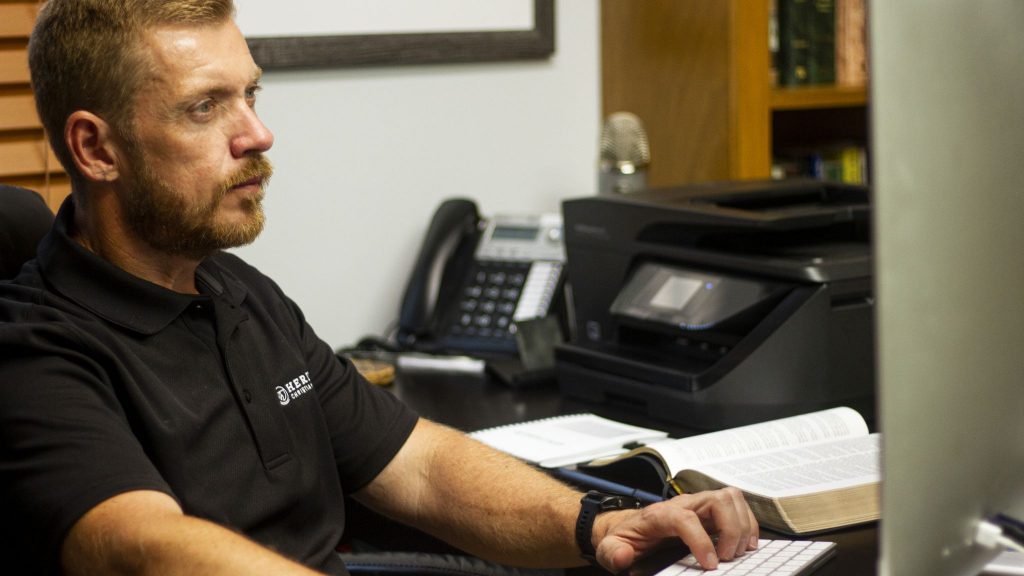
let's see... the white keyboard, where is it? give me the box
[654,539,836,576]
[985,550,1024,575]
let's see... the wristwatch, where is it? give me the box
[575,490,642,566]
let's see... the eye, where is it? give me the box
[245,84,262,105]
[189,99,216,117]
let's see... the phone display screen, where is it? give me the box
[476,215,564,263]
[491,225,539,241]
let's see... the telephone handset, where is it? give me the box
[397,198,565,356]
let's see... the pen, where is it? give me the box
[552,467,665,505]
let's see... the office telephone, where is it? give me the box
[396,198,565,356]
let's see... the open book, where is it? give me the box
[584,407,879,535]
[469,413,668,468]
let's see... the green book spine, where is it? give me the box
[777,0,812,86]
[808,0,836,84]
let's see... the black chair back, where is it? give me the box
[0,185,54,280]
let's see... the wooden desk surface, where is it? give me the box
[381,369,879,576]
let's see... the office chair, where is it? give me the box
[0,184,54,280]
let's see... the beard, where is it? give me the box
[120,153,274,260]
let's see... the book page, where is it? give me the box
[650,407,869,475]
[469,414,667,468]
[687,434,880,498]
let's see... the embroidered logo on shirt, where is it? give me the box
[276,370,313,406]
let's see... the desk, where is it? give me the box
[375,370,879,576]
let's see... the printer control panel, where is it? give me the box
[610,263,788,332]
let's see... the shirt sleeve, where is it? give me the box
[0,317,174,576]
[315,343,419,491]
[298,306,419,492]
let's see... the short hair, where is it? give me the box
[28,0,236,190]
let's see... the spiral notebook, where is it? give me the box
[469,414,668,468]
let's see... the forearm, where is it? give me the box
[356,419,759,573]
[355,419,586,568]
[61,490,323,576]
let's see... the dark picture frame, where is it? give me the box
[246,0,554,70]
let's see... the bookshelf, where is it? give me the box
[601,0,869,188]
[771,85,867,110]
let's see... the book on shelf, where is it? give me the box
[773,144,868,185]
[469,413,668,469]
[776,0,811,86]
[806,0,836,84]
[580,407,879,535]
[777,0,836,86]
[836,0,868,86]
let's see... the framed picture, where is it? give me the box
[244,0,555,69]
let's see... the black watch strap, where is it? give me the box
[575,490,642,566]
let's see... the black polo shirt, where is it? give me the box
[0,200,418,575]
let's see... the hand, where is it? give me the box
[593,487,758,572]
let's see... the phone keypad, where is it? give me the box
[444,259,565,350]
[446,261,534,345]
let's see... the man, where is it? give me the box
[0,1,758,574]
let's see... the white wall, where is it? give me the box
[233,1,600,349]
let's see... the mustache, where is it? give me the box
[222,155,274,192]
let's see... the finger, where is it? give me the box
[746,504,760,550]
[705,490,744,561]
[662,497,720,569]
[598,537,637,573]
[724,487,754,557]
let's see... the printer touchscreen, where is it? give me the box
[650,276,703,310]
[610,263,789,332]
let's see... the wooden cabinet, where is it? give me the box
[0,0,68,212]
[601,0,868,188]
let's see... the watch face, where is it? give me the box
[585,490,641,511]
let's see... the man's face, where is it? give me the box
[118,20,275,260]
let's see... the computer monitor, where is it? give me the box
[872,2,1024,574]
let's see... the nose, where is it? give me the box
[231,106,275,158]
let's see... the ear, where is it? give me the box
[64,111,124,183]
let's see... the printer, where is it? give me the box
[556,179,874,430]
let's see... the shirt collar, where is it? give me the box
[38,197,248,334]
